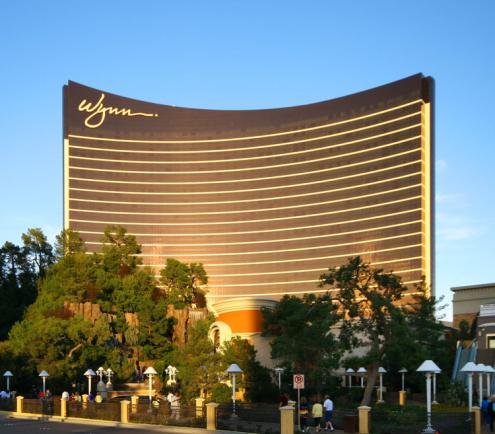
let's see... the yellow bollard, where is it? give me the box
[16,396,24,414]
[399,390,406,406]
[206,402,219,430]
[280,405,295,434]
[472,406,481,434]
[358,405,371,434]
[120,400,130,424]
[60,398,67,418]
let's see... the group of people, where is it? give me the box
[280,393,335,432]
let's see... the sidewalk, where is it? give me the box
[1,411,345,434]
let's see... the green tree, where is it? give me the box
[55,229,86,258]
[222,337,279,402]
[261,293,341,395]
[166,318,223,401]
[21,227,54,277]
[101,225,142,277]
[319,256,430,405]
[160,258,208,307]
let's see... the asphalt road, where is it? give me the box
[0,417,201,434]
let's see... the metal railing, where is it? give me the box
[66,401,120,421]
[129,403,205,428]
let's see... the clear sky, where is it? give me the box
[1,1,494,320]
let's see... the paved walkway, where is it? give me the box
[1,412,345,434]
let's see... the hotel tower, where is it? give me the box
[63,74,434,360]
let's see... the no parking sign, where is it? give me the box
[293,374,305,389]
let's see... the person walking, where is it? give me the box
[312,399,323,432]
[323,395,335,432]
[300,397,310,432]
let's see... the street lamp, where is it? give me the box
[357,367,367,388]
[39,370,49,394]
[378,367,387,403]
[432,365,441,405]
[460,361,480,412]
[417,360,441,434]
[3,371,13,392]
[144,366,158,404]
[165,365,178,386]
[84,369,96,396]
[477,364,487,407]
[399,368,408,392]
[106,368,114,391]
[346,368,355,388]
[226,363,243,417]
[274,367,284,390]
[96,366,107,399]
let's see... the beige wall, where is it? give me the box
[452,283,495,328]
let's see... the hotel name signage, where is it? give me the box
[78,93,158,128]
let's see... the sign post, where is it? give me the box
[293,374,305,431]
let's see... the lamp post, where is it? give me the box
[460,361,480,412]
[144,366,158,404]
[477,364,486,407]
[378,367,387,403]
[3,371,13,392]
[417,360,441,434]
[346,368,355,388]
[165,365,178,386]
[357,367,367,388]
[432,365,441,405]
[84,369,96,396]
[486,366,495,396]
[227,363,243,417]
[274,367,284,390]
[39,370,49,394]
[96,366,107,399]
[106,368,114,391]
[399,368,408,392]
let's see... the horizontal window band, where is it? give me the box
[79,218,420,240]
[69,111,419,155]
[69,183,420,216]
[69,195,421,226]
[74,209,422,237]
[205,268,423,285]
[133,243,423,267]
[69,121,420,163]
[84,232,422,257]
[69,138,421,175]
[204,282,424,298]
[81,220,421,247]
[68,159,418,192]
[68,161,421,202]
[152,264,422,278]
[197,256,424,270]
[68,99,423,145]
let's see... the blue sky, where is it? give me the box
[1,1,494,320]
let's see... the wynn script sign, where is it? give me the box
[78,93,158,128]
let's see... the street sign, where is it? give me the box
[293,374,305,389]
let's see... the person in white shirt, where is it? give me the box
[323,395,335,432]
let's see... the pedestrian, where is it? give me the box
[489,395,495,432]
[61,391,70,401]
[323,395,335,432]
[300,397,310,432]
[483,396,490,426]
[312,399,323,432]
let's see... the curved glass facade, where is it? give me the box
[64,74,434,303]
